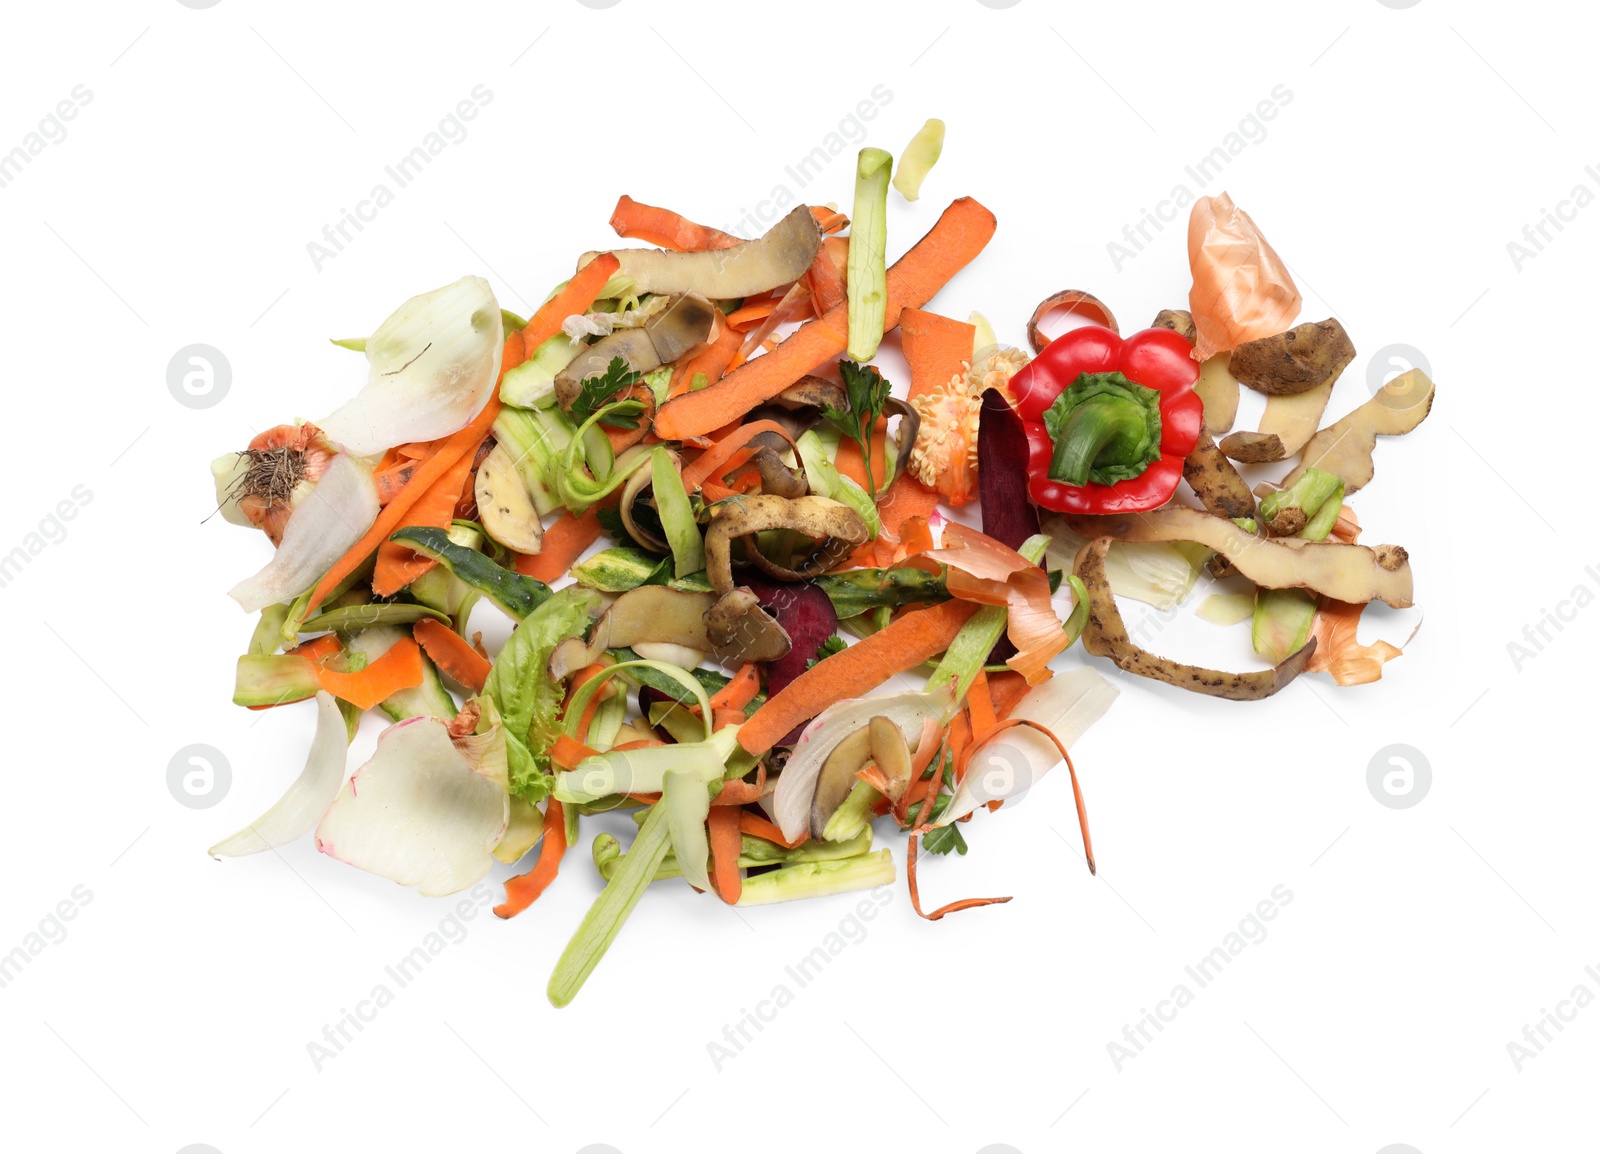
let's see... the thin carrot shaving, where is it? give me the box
[515,506,602,583]
[725,296,781,330]
[669,319,742,399]
[906,834,1012,921]
[987,670,1031,720]
[908,716,942,777]
[373,435,482,596]
[602,384,655,455]
[707,806,743,904]
[807,234,848,317]
[608,194,743,252]
[563,663,611,742]
[678,420,796,492]
[855,764,893,794]
[313,636,424,711]
[711,762,768,806]
[967,669,997,735]
[709,663,760,711]
[494,800,567,919]
[413,618,492,693]
[737,811,807,850]
[712,708,747,732]
[871,473,942,567]
[810,206,849,234]
[952,718,1094,874]
[610,739,665,752]
[288,633,342,664]
[729,280,811,373]
[550,734,598,772]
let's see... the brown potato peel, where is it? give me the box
[1278,368,1436,494]
[1182,425,1257,519]
[1063,506,1413,607]
[1075,537,1316,700]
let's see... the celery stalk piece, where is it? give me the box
[1259,467,1342,535]
[892,119,945,202]
[846,148,894,362]
[499,332,581,409]
[651,447,705,578]
[592,827,875,883]
[735,850,895,906]
[248,604,291,656]
[1252,587,1318,664]
[925,534,1050,704]
[820,779,878,842]
[1297,480,1346,541]
[662,767,713,893]
[548,800,674,1007]
[796,430,881,538]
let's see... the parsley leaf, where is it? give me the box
[570,356,644,429]
[806,634,849,668]
[821,360,894,500]
[922,822,968,856]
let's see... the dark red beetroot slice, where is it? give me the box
[741,574,839,746]
[978,387,1042,664]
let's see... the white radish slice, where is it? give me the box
[208,692,347,857]
[319,276,503,457]
[315,717,509,897]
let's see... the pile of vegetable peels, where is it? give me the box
[207,122,1429,1006]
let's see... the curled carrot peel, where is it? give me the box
[413,618,492,693]
[708,806,743,904]
[669,320,742,400]
[906,833,1012,922]
[739,599,979,754]
[709,663,760,712]
[550,734,599,771]
[495,799,567,919]
[738,810,807,849]
[654,197,998,441]
[313,636,424,711]
[515,506,603,584]
[526,253,621,347]
[608,195,742,252]
[678,420,796,493]
[951,718,1095,875]
[373,436,482,596]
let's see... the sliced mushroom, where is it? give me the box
[474,441,544,554]
[1075,536,1316,700]
[745,376,851,442]
[809,726,874,839]
[704,494,869,594]
[554,293,716,409]
[868,716,914,802]
[750,446,808,498]
[578,206,821,300]
[704,587,792,664]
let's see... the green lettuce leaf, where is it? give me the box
[482,587,600,803]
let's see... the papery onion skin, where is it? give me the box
[209,692,347,858]
[228,452,379,613]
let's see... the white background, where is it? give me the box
[1,2,1592,1152]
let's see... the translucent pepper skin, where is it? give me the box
[1009,325,1203,514]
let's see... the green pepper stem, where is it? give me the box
[1048,395,1154,487]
